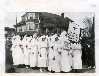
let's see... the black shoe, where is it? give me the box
[60,71,67,73]
[75,69,79,73]
[32,67,35,70]
[51,70,55,73]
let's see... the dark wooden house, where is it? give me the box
[13,12,73,36]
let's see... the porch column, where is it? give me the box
[46,27,48,33]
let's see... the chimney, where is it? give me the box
[61,13,64,18]
[16,15,17,25]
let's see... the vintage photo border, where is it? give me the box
[0,0,99,76]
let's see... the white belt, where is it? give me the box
[41,47,46,48]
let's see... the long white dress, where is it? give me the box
[11,37,17,65]
[48,41,54,71]
[21,37,27,65]
[30,38,38,67]
[60,41,71,72]
[69,44,73,68]
[23,38,30,65]
[19,40,24,65]
[52,41,61,72]
[38,41,48,67]
[12,39,23,65]
[73,44,82,69]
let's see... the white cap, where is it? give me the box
[42,35,46,39]
[61,31,67,36]
[16,35,21,39]
[33,33,37,38]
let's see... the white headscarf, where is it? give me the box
[59,31,70,42]
[60,31,67,37]
[16,35,21,40]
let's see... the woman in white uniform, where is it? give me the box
[38,36,48,72]
[19,36,25,66]
[21,35,27,65]
[60,31,71,72]
[23,36,31,68]
[52,37,61,73]
[45,35,50,70]
[73,42,82,72]
[11,35,23,66]
[68,43,73,70]
[30,33,38,69]
[10,35,17,66]
[48,37,54,72]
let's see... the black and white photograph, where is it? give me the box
[5,12,95,73]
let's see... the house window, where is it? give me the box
[25,15,28,21]
[27,14,29,19]
[30,14,33,19]
[35,13,38,20]
[22,26,26,32]
[22,16,25,21]
[29,23,34,30]
[35,24,38,30]
[17,27,19,32]
[26,23,29,31]
[19,27,22,32]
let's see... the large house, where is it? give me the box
[13,12,73,36]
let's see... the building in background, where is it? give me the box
[13,12,73,36]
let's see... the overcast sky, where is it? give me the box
[5,12,94,28]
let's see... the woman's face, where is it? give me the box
[55,37,58,41]
[34,36,37,39]
[33,35,37,39]
[42,38,45,41]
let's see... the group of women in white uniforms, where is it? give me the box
[10,31,82,73]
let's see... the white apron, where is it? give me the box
[13,45,23,65]
[61,50,71,72]
[48,42,54,71]
[69,49,73,68]
[11,38,16,65]
[52,41,61,72]
[38,42,47,67]
[73,44,82,69]
[11,39,23,65]
[11,44,15,63]
[23,37,31,65]
[24,45,30,65]
[60,41,71,72]
[30,39,38,67]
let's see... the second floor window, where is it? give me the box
[22,16,25,21]
[35,13,38,20]
[27,14,29,19]
[30,14,33,19]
